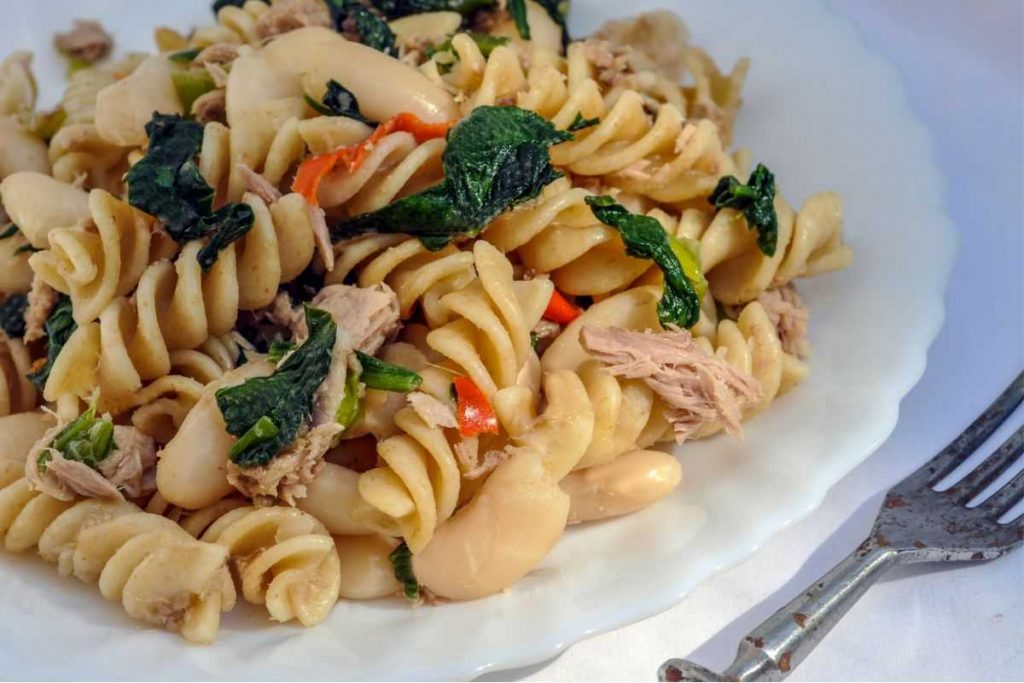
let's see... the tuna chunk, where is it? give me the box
[407,392,457,429]
[227,422,343,505]
[236,163,281,205]
[24,276,59,344]
[25,422,156,501]
[254,0,333,40]
[581,325,762,442]
[302,283,401,353]
[54,20,112,64]
[756,284,810,359]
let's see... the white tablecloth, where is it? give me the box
[492,2,1024,680]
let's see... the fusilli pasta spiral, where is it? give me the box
[0,336,38,417]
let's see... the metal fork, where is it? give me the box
[660,371,1024,682]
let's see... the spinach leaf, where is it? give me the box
[26,296,76,391]
[266,340,297,364]
[324,0,398,56]
[228,415,279,460]
[126,114,214,240]
[336,106,571,249]
[568,112,598,132]
[585,195,702,329]
[0,224,19,239]
[0,294,27,338]
[13,243,40,256]
[388,542,420,601]
[304,79,377,126]
[39,402,116,473]
[212,0,245,14]
[168,48,201,64]
[216,306,337,468]
[195,203,256,270]
[507,0,570,48]
[370,0,496,18]
[709,163,778,256]
[127,113,255,271]
[356,350,422,392]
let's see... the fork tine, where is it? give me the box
[947,427,1024,504]
[905,372,1024,489]
[978,468,1024,518]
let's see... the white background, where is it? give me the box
[489,1,1024,680]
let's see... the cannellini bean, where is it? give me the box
[0,117,49,179]
[0,172,90,248]
[156,361,273,509]
[388,12,462,45]
[298,462,371,536]
[561,450,682,524]
[413,449,569,601]
[335,534,401,600]
[95,56,183,147]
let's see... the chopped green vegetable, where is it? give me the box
[126,113,255,270]
[29,108,67,142]
[336,106,571,250]
[356,351,423,392]
[709,163,779,256]
[334,366,363,430]
[216,307,336,468]
[228,415,279,459]
[13,243,40,256]
[212,0,246,14]
[171,68,216,113]
[585,195,701,329]
[39,403,116,473]
[195,203,256,271]
[0,225,19,240]
[168,47,201,64]
[26,295,76,391]
[0,294,27,338]
[388,542,420,601]
[567,112,598,132]
[266,340,297,364]
[669,236,708,302]
[370,0,496,17]
[304,79,376,126]
[507,0,570,48]
[325,0,398,56]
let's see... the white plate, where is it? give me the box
[0,0,954,679]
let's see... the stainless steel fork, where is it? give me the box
[660,372,1024,682]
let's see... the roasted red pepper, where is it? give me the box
[542,288,582,325]
[292,112,455,206]
[453,376,499,438]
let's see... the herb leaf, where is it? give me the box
[228,415,279,459]
[507,0,570,48]
[39,403,116,473]
[324,0,398,56]
[709,163,779,256]
[304,79,376,126]
[168,48,201,64]
[26,295,76,391]
[585,195,702,329]
[13,243,40,256]
[370,0,497,18]
[388,542,420,601]
[356,351,423,392]
[0,294,27,338]
[267,340,297,364]
[568,112,598,132]
[0,225,19,240]
[127,113,255,271]
[216,306,337,468]
[212,0,246,14]
[336,106,571,249]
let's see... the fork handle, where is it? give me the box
[660,544,901,681]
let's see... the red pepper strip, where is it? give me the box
[453,376,499,438]
[542,289,582,325]
[292,112,455,206]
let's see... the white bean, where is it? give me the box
[335,534,401,600]
[561,450,682,524]
[0,117,49,179]
[298,462,372,536]
[95,56,183,147]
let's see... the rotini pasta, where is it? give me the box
[0,335,38,417]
